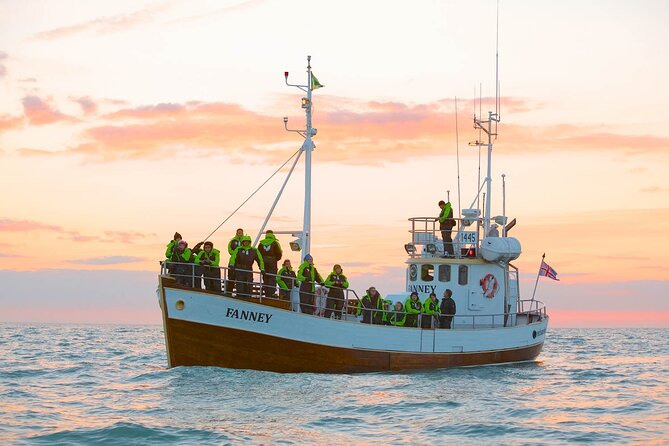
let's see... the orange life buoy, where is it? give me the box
[480,274,499,298]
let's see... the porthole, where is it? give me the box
[175,300,185,310]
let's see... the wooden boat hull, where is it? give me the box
[159,276,547,373]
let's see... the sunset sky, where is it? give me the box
[1,0,668,327]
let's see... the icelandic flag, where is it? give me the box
[539,260,559,281]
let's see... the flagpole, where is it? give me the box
[531,253,545,301]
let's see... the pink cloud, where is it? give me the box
[29,2,171,41]
[0,51,7,78]
[22,95,76,125]
[72,96,98,115]
[13,95,669,164]
[0,218,152,244]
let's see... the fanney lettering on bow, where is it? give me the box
[225,308,273,323]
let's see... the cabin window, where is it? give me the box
[438,265,451,282]
[458,265,468,285]
[421,264,434,281]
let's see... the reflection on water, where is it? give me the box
[0,325,667,445]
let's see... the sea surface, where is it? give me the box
[0,325,667,445]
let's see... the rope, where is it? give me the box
[201,148,301,242]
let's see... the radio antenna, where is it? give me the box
[455,97,461,218]
[494,0,500,138]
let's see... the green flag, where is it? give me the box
[311,73,324,90]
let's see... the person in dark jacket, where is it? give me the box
[297,254,323,315]
[277,259,298,299]
[324,264,349,319]
[357,287,384,324]
[438,200,456,257]
[170,240,193,287]
[389,301,407,326]
[194,241,221,291]
[440,288,457,329]
[165,232,182,274]
[404,292,422,327]
[230,235,264,297]
[225,228,244,293]
[258,230,282,297]
[422,292,440,328]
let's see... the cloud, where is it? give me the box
[0,114,24,132]
[72,96,98,115]
[0,218,152,244]
[68,256,144,265]
[640,186,669,193]
[22,95,76,125]
[165,0,266,26]
[30,2,172,41]
[0,51,7,77]
[14,95,669,164]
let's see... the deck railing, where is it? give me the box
[160,262,546,330]
[407,216,484,259]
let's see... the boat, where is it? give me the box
[157,56,549,373]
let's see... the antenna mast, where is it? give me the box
[284,56,317,256]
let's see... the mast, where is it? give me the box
[284,56,317,256]
[303,56,314,256]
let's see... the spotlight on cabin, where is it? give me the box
[426,244,437,254]
[290,239,302,251]
[404,243,416,254]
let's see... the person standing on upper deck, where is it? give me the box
[438,200,456,257]
[324,264,349,319]
[225,228,245,293]
[422,292,440,328]
[440,288,457,329]
[277,259,298,299]
[404,292,422,327]
[297,254,323,315]
[230,235,264,298]
[194,241,221,291]
[258,230,283,298]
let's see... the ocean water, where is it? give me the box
[0,325,667,445]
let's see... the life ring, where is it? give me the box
[480,274,499,298]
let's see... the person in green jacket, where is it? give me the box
[194,241,221,291]
[277,259,298,299]
[230,235,264,298]
[357,287,384,324]
[297,254,323,315]
[258,230,282,298]
[324,264,349,319]
[225,228,244,293]
[389,301,407,326]
[381,299,393,325]
[404,292,422,327]
[165,232,182,274]
[422,292,440,328]
[438,200,456,257]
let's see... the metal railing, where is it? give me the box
[159,262,547,330]
[407,216,483,259]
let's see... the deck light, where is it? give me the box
[301,97,310,108]
[290,239,302,251]
[426,244,437,254]
[404,243,416,254]
[461,247,477,258]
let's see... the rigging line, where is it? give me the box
[477,83,482,210]
[455,96,461,218]
[494,0,500,139]
[201,148,301,242]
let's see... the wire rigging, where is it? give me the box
[201,148,301,242]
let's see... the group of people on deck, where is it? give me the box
[357,288,456,329]
[164,229,352,318]
[163,210,457,328]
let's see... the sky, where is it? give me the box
[1,0,668,327]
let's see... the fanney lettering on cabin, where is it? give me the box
[225,308,273,324]
[408,284,437,294]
